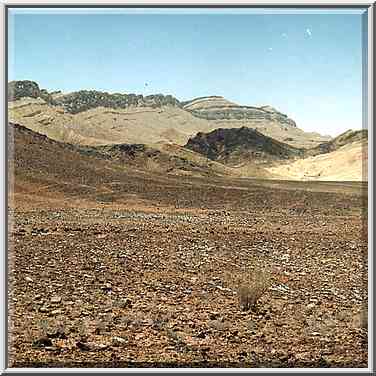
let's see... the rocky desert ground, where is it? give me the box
[7,81,368,368]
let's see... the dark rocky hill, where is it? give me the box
[185,127,304,166]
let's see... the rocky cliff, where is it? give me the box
[8,80,41,101]
[8,80,181,114]
[182,96,297,127]
[52,91,181,114]
[8,81,294,126]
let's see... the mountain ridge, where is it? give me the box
[8,80,331,149]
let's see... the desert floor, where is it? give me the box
[8,177,368,368]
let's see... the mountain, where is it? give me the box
[9,81,366,181]
[184,126,367,181]
[8,80,330,148]
[305,129,368,156]
[182,96,296,127]
[185,127,304,166]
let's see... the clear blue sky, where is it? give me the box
[8,8,366,136]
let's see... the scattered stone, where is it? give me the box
[247,320,257,333]
[44,346,60,352]
[32,336,52,348]
[50,296,62,304]
[209,311,221,320]
[112,336,127,347]
[101,283,112,293]
[49,309,62,316]
[306,303,316,311]
[76,341,91,351]
[117,298,132,308]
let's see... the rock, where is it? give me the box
[95,343,109,351]
[50,296,62,304]
[50,89,181,114]
[281,254,290,261]
[32,336,52,348]
[49,309,62,316]
[183,96,296,127]
[306,303,316,311]
[352,311,368,329]
[247,320,257,332]
[208,319,229,331]
[323,319,336,329]
[112,336,127,347]
[142,319,154,326]
[117,298,132,308]
[76,341,91,351]
[8,80,41,101]
[101,283,112,293]
[196,330,207,339]
[25,277,33,283]
[44,346,60,352]
[46,328,67,339]
[76,341,109,352]
[209,311,221,320]
[135,333,145,341]
[39,307,48,313]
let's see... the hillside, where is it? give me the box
[184,126,367,181]
[85,142,237,177]
[305,129,368,157]
[185,127,304,165]
[9,122,245,208]
[8,81,330,148]
[267,139,368,181]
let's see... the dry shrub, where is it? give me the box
[352,308,368,330]
[146,158,161,172]
[208,319,230,332]
[236,268,271,311]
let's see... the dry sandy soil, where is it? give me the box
[7,123,368,368]
[267,140,368,182]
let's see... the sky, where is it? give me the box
[8,8,367,137]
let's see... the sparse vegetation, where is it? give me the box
[235,269,272,311]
